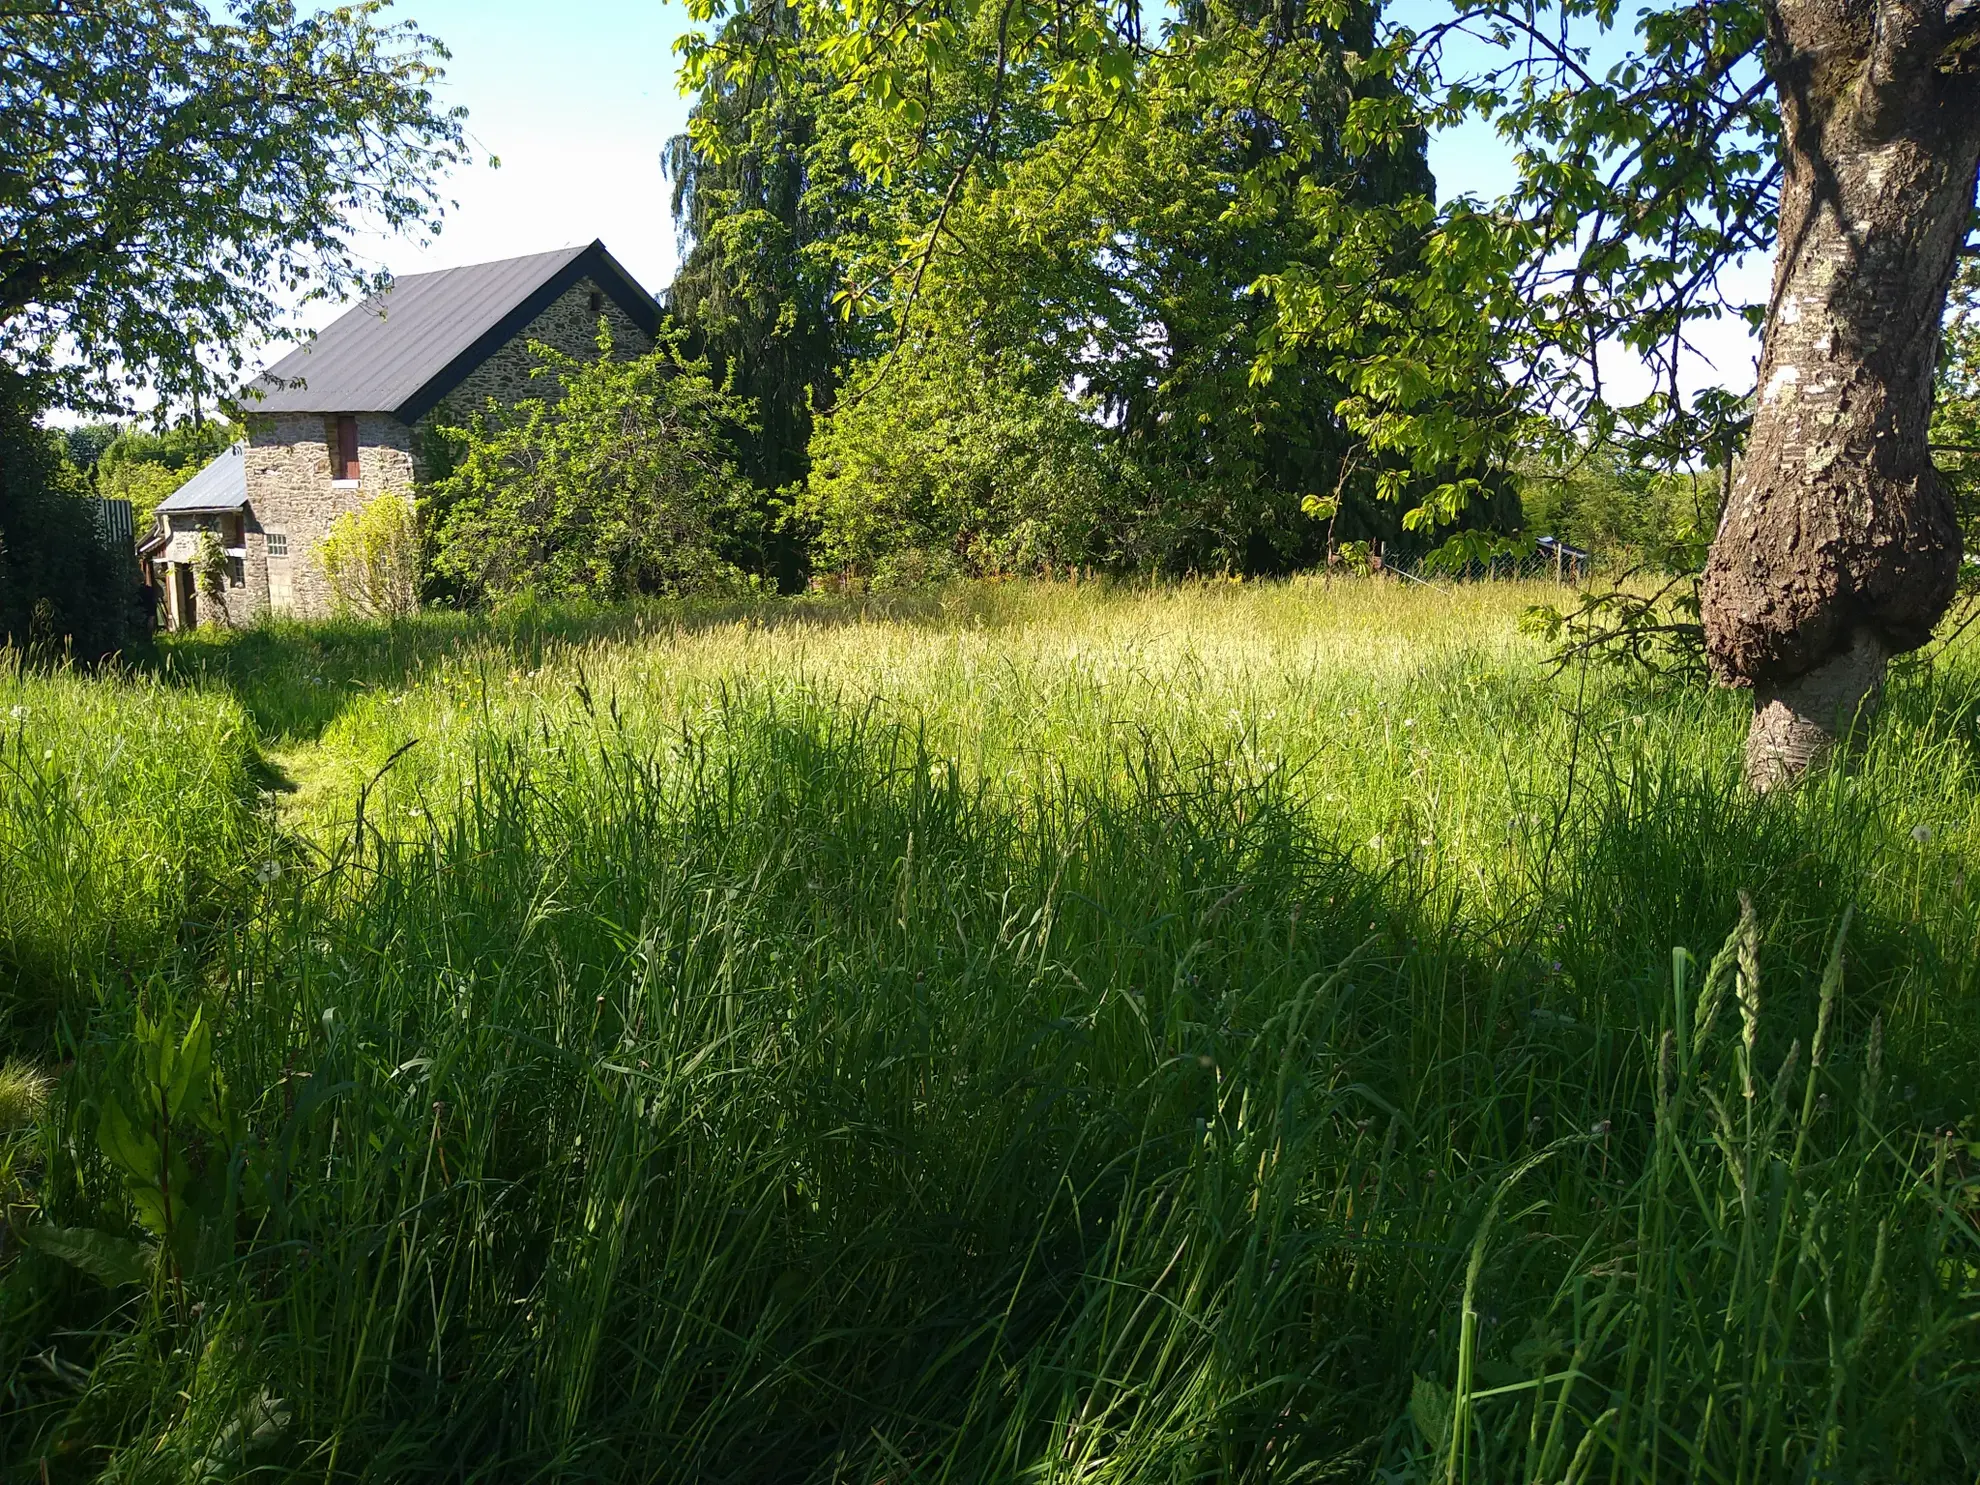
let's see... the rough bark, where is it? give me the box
[1702,0,1980,790]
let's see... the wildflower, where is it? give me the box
[255,859,283,884]
[7,705,25,720]
[1912,823,1934,844]
[1591,1119,1612,1137]
[1402,718,1416,729]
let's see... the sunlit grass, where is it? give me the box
[4,578,1979,1481]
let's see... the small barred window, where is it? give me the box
[267,531,289,559]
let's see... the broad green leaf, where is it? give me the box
[22,1223,155,1287]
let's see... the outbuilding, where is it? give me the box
[145,240,662,628]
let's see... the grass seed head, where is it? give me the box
[0,1061,54,1132]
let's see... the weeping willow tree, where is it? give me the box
[662,2,863,589]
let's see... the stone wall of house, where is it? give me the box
[152,510,268,629]
[428,275,654,422]
[244,412,418,619]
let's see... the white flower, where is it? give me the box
[1912,823,1934,845]
[1402,718,1416,729]
[255,859,284,884]
[7,705,25,720]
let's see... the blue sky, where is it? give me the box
[324,0,1764,401]
[333,0,699,303]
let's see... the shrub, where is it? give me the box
[804,343,1129,583]
[319,491,420,620]
[426,329,752,604]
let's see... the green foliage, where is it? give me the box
[1520,574,1707,681]
[58,424,121,472]
[18,1222,152,1289]
[91,1000,246,1278]
[427,332,753,604]
[674,0,1797,547]
[804,343,1129,579]
[1519,450,1725,573]
[677,0,1530,574]
[1936,258,1980,590]
[193,530,228,601]
[0,0,466,412]
[319,492,420,621]
[95,419,242,534]
[664,3,860,587]
[0,377,139,660]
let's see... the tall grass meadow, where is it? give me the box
[3,579,1977,1481]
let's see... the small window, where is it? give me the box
[227,557,245,588]
[330,414,360,481]
[267,531,289,559]
[588,289,604,314]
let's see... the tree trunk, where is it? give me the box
[1702,0,1980,790]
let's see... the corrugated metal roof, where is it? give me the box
[246,246,588,415]
[156,444,247,514]
[241,241,663,419]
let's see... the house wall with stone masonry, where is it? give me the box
[151,510,268,629]
[243,412,417,619]
[240,275,655,621]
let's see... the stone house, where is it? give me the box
[139,240,661,627]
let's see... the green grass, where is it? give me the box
[3,578,1978,1482]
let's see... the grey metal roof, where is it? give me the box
[241,241,663,420]
[155,444,247,514]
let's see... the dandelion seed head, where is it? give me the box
[1912,823,1934,845]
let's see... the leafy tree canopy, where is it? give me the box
[678,0,1970,533]
[0,388,140,659]
[675,0,1523,573]
[662,0,863,520]
[805,340,1132,580]
[1,0,468,413]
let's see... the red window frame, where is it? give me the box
[332,414,360,481]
